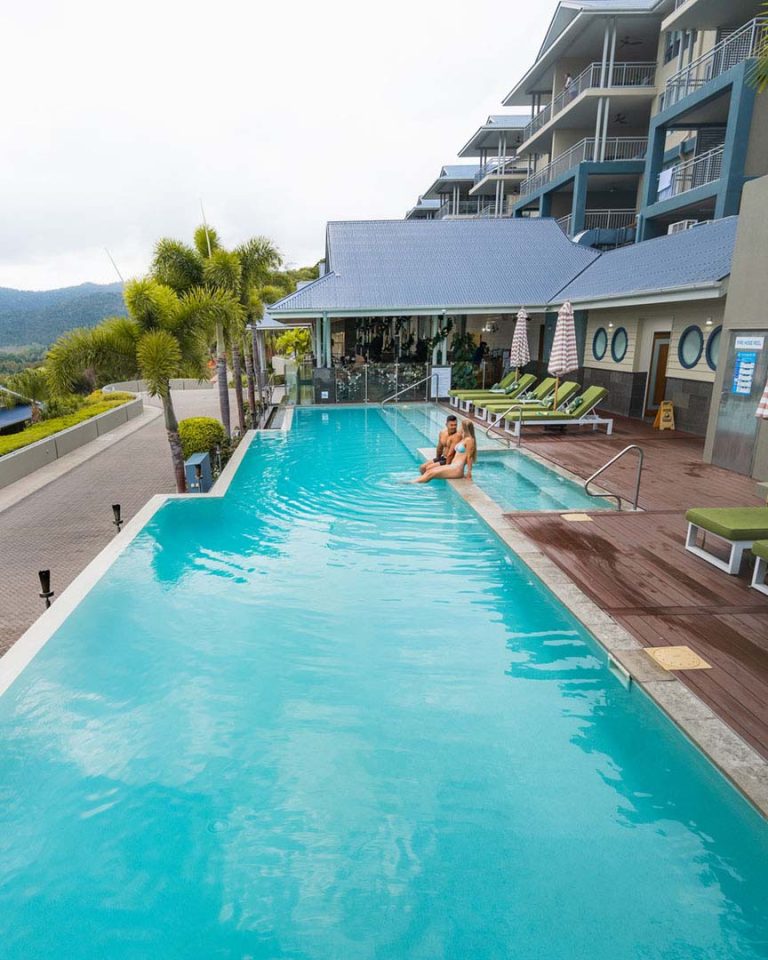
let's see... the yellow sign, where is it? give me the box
[653,401,675,431]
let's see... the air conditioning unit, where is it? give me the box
[668,219,698,235]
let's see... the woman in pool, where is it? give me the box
[414,420,476,483]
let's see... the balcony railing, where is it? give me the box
[656,145,724,201]
[473,158,527,183]
[557,209,638,236]
[436,199,502,219]
[519,137,648,198]
[523,61,657,142]
[664,17,768,109]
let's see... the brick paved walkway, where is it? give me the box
[0,390,223,654]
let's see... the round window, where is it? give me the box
[592,327,608,361]
[705,324,722,371]
[611,327,628,363]
[678,325,704,369]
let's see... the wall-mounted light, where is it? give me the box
[608,323,614,329]
[705,317,713,326]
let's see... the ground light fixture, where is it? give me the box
[38,570,54,609]
[112,503,123,533]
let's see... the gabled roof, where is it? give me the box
[458,114,530,157]
[405,197,441,219]
[269,219,600,316]
[422,164,481,199]
[558,218,737,305]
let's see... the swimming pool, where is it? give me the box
[382,402,610,512]
[1,406,767,959]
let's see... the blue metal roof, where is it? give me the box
[558,218,737,303]
[0,404,31,430]
[269,219,600,314]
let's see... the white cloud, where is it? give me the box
[0,0,547,289]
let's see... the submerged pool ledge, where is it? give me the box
[431,455,768,820]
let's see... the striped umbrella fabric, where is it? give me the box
[757,376,768,419]
[549,301,579,378]
[509,309,531,371]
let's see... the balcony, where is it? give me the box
[473,158,525,183]
[663,17,768,110]
[656,145,724,202]
[556,209,638,235]
[522,61,657,143]
[519,137,648,199]
[435,200,501,219]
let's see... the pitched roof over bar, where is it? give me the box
[269,219,600,316]
[269,216,738,318]
[559,217,737,306]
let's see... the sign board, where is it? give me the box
[653,401,675,431]
[430,366,452,398]
[734,336,765,350]
[732,351,757,395]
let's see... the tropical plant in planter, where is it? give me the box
[448,331,478,390]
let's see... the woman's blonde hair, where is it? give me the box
[461,419,477,462]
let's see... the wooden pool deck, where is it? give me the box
[459,410,768,759]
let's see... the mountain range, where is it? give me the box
[0,282,127,348]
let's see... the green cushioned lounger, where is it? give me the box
[449,373,536,401]
[685,506,768,575]
[448,369,519,398]
[481,380,578,414]
[501,385,605,422]
[474,377,557,414]
[751,539,768,596]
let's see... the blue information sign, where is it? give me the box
[732,351,757,396]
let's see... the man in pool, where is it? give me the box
[419,415,462,474]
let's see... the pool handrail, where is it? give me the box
[381,372,440,408]
[584,444,644,511]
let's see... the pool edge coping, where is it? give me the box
[435,462,768,820]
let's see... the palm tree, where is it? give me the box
[47,279,212,493]
[201,249,242,436]
[754,9,768,92]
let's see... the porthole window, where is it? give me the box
[611,327,628,363]
[678,325,704,369]
[592,327,608,361]
[705,324,722,371]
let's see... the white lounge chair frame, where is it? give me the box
[502,409,614,438]
[685,523,754,575]
[750,554,768,595]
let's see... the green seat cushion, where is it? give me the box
[685,507,768,541]
[752,539,768,561]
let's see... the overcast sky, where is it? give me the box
[0,0,550,291]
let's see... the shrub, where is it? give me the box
[0,393,136,457]
[178,417,226,460]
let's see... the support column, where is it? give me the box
[323,312,332,368]
[717,68,756,218]
[571,167,589,234]
[315,318,323,368]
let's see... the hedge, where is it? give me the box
[0,392,136,457]
[178,417,226,460]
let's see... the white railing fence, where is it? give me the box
[520,137,648,198]
[664,17,768,109]
[523,61,657,141]
[557,209,637,235]
[657,145,724,201]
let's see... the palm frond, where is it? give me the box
[202,249,242,295]
[193,224,220,259]
[124,278,180,333]
[151,239,204,294]
[136,330,182,398]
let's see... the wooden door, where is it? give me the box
[645,332,670,416]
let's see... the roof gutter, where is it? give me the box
[562,280,727,310]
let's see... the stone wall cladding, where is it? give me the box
[665,377,713,435]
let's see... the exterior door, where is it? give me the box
[712,331,768,475]
[645,332,670,416]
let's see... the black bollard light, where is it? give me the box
[38,570,54,609]
[112,503,123,533]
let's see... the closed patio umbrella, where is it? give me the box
[509,309,530,380]
[756,375,768,419]
[549,300,579,410]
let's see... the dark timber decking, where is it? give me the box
[464,411,768,758]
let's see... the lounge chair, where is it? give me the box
[449,374,536,411]
[751,540,768,596]
[685,507,768,575]
[501,386,613,438]
[479,380,579,424]
[474,377,557,421]
[449,369,518,403]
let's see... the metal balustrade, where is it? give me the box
[664,17,768,109]
[435,200,503,219]
[519,138,648,198]
[473,158,527,183]
[657,145,724,201]
[557,209,637,235]
[522,61,657,142]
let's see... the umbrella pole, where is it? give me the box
[553,377,559,411]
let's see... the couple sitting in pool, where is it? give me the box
[415,414,477,483]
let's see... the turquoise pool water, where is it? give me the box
[1,407,767,959]
[382,403,610,512]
